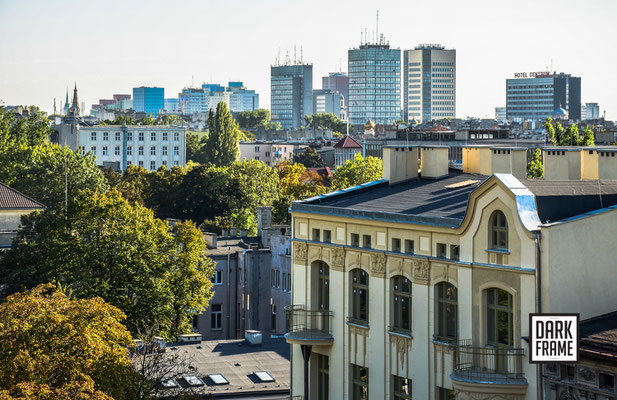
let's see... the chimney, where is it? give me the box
[257,206,273,236]
[240,229,248,237]
[543,147,582,180]
[221,229,229,237]
[204,232,218,249]
[598,149,617,179]
[420,146,449,179]
[490,147,528,179]
[383,146,419,185]
[462,146,493,175]
[230,227,238,237]
[581,148,599,180]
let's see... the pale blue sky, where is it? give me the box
[1,0,616,119]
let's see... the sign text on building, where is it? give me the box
[529,314,579,363]
[514,71,551,78]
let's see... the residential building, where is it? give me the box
[348,39,400,125]
[582,102,600,120]
[506,72,581,122]
[403,44,456,123]
[334,135,362,167]
[228,81,259,112]
[286,144,617,399]
[322,72,349,103]
[59,124,186,172]
[543,311,617,399]
[271,63,313,130]
[0,183,45,249]
[313,89,345,120]
[133,86,164,116]
[194,207,292,340]
[238,141,307,166]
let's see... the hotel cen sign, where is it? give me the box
[529,314,579,363]
[514,71,552,78]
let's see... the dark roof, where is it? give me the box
[579,311,617,361]
[295,171,488,227]
[520,179,617,224]
[333,136,362,149]
[0,183,45,210]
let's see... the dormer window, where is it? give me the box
[490,210,508,250]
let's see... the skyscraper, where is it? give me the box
[270,63,313,130]
[322,72,349,104]
[133,86,164,116]
[403,44,456,123]
[348,39,400,125]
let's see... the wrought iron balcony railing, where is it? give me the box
[284,305,333,343]
[453,339,527,384]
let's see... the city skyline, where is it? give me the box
[1,0,616,120]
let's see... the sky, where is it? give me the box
[1,0,616,120]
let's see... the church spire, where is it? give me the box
[63,88,70,115]
[70,82,80,117]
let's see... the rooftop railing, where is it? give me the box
[284,305,333,342]
[453,339,526,384]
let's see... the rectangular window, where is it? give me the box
[139,132,144,141]
[174,132,179,141]
[138,161,143,167]
[103,132,109,141]
[138,146,144,156]
[91,146,96,155]
[162,160,167,166]
[210,270,222,285]
[450,245,460,261]
[437,387,455,400]
[102,146,108,156]
[114,146,120,156]
[127,146,132,156]
[255,146,260,152]
[127,161,132,166]
[282,273,287,291]
[405,240,414,254]
[90,132,96,141]
[323,230,331,243]
[192,315,199,330]
[437,243,447,258]
[312,228,321,242]
[151,132,156,141]
[115,132,121,141]
[211,304,222,330]
[271,304,276,331]
[351,364,368,400]
[150,146,156,156]
[271,270,276,287]
[392,238,401,252]
[362,235,371,249]
[560,365,575,381]
[163,132,168,141]
[162,146,168,156]
[318,355,329,400]
[127,132,133,141]
[599,372,615,391]
[351,233,360,247]
[276,270,280,288]
[150,161,156,170]
[174,146,179,155]
[393,375,412,400]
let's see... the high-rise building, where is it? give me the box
[133,87,164,116]
[506,72,581,122]
[582,102,600,120]
[322,72,349,104]
[313,89,344,120]
[495,107,507,123]
[228,81,259,112]
[178,82,258,115]
[271,63,313,130]
[403,44,456,123]
[348,40,400,125]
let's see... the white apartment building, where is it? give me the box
[70,125,186,172]
[404,44,456,123]
[238,142,307,166]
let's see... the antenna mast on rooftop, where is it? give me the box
[376,10,379,44]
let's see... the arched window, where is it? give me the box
[391,275,412,334]
[490,210,508,250]
[436,282,457,341]
[486,288,514,347]
[350,269,368,325]
[318,262,329,311]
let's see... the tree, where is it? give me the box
[139,113,157,126]
[203,102,240,166]
[273,161,328,224]
[158,114,183,126]
[0,190,214,337]
[304,113,347,133]
[545,117,594,146]
[0,106,50,147]
[0,284,137,400]
[236,109,271,129]
[293,147,325,168]
[527,149,544,178]
[332,153,383,189]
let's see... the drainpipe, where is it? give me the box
[534,230,543,400]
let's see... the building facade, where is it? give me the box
[228,81,259,112]
[322,72,349,104]
[403,44,456,123]
[286,144,617,399]
[582,102,600,120]
[238,141,307,166]
[333,135,362,167]
[133,86,164,116]
[66,125,186,171]
[313,89,345,120]
[271,64,313,130]
[506,73,581,122]
[348,43,400,125]
[0,183,45,249]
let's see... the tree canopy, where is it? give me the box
[203,102,240,166]
[332,153,383,190]
[545,117,595,146]
[527,148,544,178]
[304,113,347,133]
[293,147,325,168]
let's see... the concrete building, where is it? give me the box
[313,89,344,120]
[194,207,292,341]
[228,81,259,112]
[178,82,258,115]
[271,63,313,130]
[164,98,179,113]
[582,102,600,120]
[58,125,186,172]
[404,44,456,123]
[495,107,507,123]
[506,72,581,122]
[322,72,349,104]
[286,144,617,399]
[348,39,400,125]
[133,86,164,116]
[0,183,45,249]
[238,141,307,166]
[334,135,362,167]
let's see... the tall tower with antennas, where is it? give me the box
[271,48,313,130]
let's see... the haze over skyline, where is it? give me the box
[1,0,616,120]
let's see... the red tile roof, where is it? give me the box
[333,136,362,149]
[0,183,46,210]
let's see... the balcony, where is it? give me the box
[451,340,528,399]
[284,305,333,346]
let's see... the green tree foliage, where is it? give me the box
[158,114,184,126]
[332,153,383,190]
[545,117,595,146]
[0,190,214,337]
[273,161,328,224]
[238,129,256,141]
[236,109,271,129]
[100,115,136,126]
[527,149,544,178]
[0,106,50,147]
[304,113,347,133]
[0,283,137,400]
[293,147,325,168]
[203,102,240,166]
[139,113,157,126]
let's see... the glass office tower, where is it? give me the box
[271,64,313,130]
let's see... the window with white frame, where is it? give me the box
[114,146,120,156]
[151,132,156,141]
[163,132,168,141]
[174,132,179,141]
[211,304,222,330]
[91,146,96,155]
[127,146,132,156]
[150,161,156,170]
[103,132,109,141]
[138,146,144,155]
[162,146,168,156]
[210,270,222,285]
[102,146,108,156]
[174,146,179,155]
[90,132,97,141]
[150,146,156,156]
[139,132,144,141]
[127,132,133,141]
[115,132,121,141]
